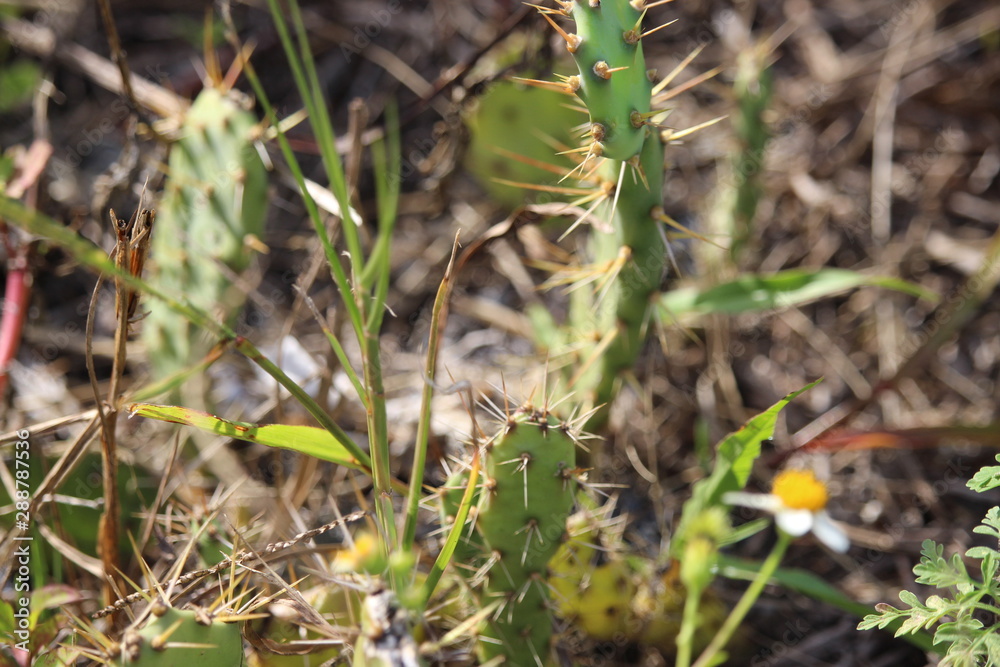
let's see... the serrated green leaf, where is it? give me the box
[972,514,1000,540]
[858,613,890,631]
[967,455,1000,493]
[128,403,366,471]
[898,611,934,636]
[672,380,820,557]
[982,631,1000,665]
[935,618,983,644]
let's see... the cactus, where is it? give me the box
[728,48,771,260]
[116,604,243,666]
[548,508,728,657]
[531,1,672,430]
[440,402,579,665]
[142,84,267,386]
[707,43,772,263]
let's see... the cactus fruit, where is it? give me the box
[440,402,579,665]
[142,84,267,385]
[116,603,243,666]
[548,507,727,657]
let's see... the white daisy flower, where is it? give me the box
[723,469,849,553]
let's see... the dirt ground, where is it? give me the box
[2,0,1000,665]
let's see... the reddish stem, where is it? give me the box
[0,248,31,397]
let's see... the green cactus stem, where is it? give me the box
[538,0,669,430]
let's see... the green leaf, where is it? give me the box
[966,545,999,563]
[672,380,821,557]
[973,507,1000,540]
[968,455,1000,492]
[128,403,366,471]
[659,268,935,320]
[898,589,927,610]
[0,60,41,112]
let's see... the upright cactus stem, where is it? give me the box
[542,0,669,430]
[557,0,654,162]
[590,133,665,412]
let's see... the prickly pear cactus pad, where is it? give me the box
[143,85,267,383]
[117,604,243,666]
[473,405,578,665]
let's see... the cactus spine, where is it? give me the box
[441,403,578,665]
[541,1,668,429]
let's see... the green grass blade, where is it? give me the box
[249,0,365,344]
[717,555,937,652]
[363,106,400,334]
[402,238,459,551]
[660,268,936,320]
[128,403,366,471]
[233,337,372,470]
[0,196,225,338]
[286,0,364,270]
[421,451,481,605]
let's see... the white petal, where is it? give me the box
[723,492,783,512]
[812,512,850,553]
[775,509,814,537]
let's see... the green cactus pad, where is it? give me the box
[474,406,577,665]
[143,86,267,381]
[533,0,671,431]
[117,605,243,666]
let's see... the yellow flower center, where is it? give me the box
[772,469,828,511]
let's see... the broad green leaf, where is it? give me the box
[129,403,365,471]
[659,268,935,320]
